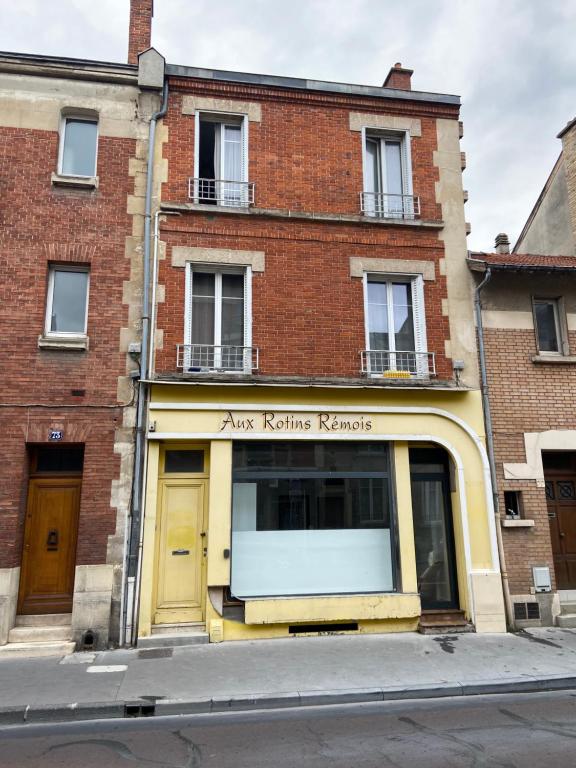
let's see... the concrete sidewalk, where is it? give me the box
[2,629,576,725]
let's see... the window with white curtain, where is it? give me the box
[184,265,251,371]
[196,114,247,205]
[363,131,412,217]
[364,274,428,376]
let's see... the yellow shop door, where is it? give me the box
[154,479,207,624]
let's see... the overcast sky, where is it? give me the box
[2,0,576,252]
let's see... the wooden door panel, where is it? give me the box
[18,479,81,614]
[155,480,206,624]
[547,475,576,590]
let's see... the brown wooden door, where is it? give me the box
[547,476,576,589]
[18,478,81,614]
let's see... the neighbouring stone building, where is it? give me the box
[128,4,507,645]
[0,21,164,650]
[468,115,576,629]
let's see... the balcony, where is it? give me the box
[361,350,435,378]
[188,178,255,208]
[177,344,259,374]
[360,192,420,220]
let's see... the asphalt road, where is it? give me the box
[2,690,576,767]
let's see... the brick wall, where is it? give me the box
[483,324,576,593]
[155,80,458,381]
[0,124,136,569]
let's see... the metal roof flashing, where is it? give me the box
[165,63,461,106]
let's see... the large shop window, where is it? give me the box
[231,441,396,598]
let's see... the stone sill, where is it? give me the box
[148,372,468,391]
[161,201,444,229]
[532,354,576,364]
[501,518,535,528]
[51,172,99,190]
[38,335,89,351]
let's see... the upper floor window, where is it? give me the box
[191,113,253,207]
[58,116,98,178]
[363,274,432,377]
[533,297,567,355]
[45,266,89,337]
[362,131,417,219]
[181,265,255,373]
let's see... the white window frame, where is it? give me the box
[361,128,413,217]
[533,297,568,356]
[363,272,428,376]
[57,113,99,178]
[45,265,90,338]
[184,263,252,372]
[193,111,249,205]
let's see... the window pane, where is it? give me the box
[392,284,414,350]
[61,120,97,176]
[365,138,380,195]
[231,441,394,597]
[36,447,84,473]
[164,450,204,473]
[385,140,403,196]
[221,299,244,346]
[535,302,559,352]
[367,281,387,304]
[233,442,390,474]
[192,272,215,297]
[223,125,242,181]
[50,269,88,333]
[222,273,243,298]
[191,296,215,345]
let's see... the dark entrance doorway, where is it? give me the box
[544,451,576,590]
[409,447,459,610]
[17,447,84,614]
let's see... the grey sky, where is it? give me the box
[2,0,576,252]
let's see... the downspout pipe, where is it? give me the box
[474,265,514,630]
[123,80,169,646]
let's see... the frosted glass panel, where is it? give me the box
[231,529,392,597]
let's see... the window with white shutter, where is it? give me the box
[361,130,415,219]
[363,273,430,378]
[183,265,253,372]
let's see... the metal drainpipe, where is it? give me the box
[474,265,514,630]
[122,81,169,647]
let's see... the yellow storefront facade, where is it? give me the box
[137,384,506,643]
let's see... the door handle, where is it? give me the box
[46,529,59,551]
[172,549,190,556]
[560,532,566,538]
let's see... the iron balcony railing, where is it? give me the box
[360,192,420,220]
[361,350,435,378]
[177,344,259,374]
[188,177,255,208]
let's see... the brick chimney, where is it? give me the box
[128,0,154,65]
[383,63,413,90]
[495,233,510,254]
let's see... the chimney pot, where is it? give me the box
[495,233,510,254]
[128,0,154,65]
[383,63,413,91]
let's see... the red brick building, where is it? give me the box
[469,116,576,628]
[0,44,163,651]
[135,3,507,644]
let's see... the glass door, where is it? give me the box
[409,448,459,610]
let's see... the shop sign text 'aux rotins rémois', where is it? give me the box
[219,411,373,433]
